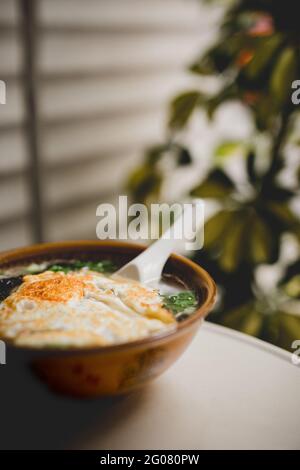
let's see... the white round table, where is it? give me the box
[1,322,299,450]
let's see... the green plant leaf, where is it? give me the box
[284,275,300,299]
[266,202,299,229]
[191,31,253,76]
[214,140,245,160]
[248,215,273,264]
[190,44,231,75]
[190,54,216,75]
[145,144,170,165]
[244,34,284,80]
[254,95,276,131]
[204,210,235,250]
[223,302,263,337]
[222,303,300,351]
[281,260,300,285]
[205,84,238,119]
[127,165,162,203]
[219,212,247,272]
[169,91,202,129]
[277,313,300,350]
[145,143,193,167]
[270,47,298,106]
[191,169,235,199]
[262,312,300,351]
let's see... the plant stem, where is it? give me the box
[268,108,291,176]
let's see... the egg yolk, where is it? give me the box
[17,274,85,303]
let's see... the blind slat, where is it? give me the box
[0,174,30,219]
[0,33,23,76]
[43,108,166,163]
[39,0,206,30]
[0,79,24,125]
[46,196,118,241]
[45,150,140,207]
[0,0,19,25]
[39,72,191,121]
[40,32,203,75]
[0,129,28,172]
[0,219,31,251]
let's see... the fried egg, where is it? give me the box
[0,270,176,348]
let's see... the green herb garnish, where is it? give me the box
[48,260,116,274]
[48,264,73,274]
[162,291,197,320]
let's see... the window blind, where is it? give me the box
[0,0,218,249]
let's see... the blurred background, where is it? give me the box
[0,0,218,248]
[1,0,300,349]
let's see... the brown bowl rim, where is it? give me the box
[0,240,217,355]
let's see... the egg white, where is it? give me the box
[0,270,176,348]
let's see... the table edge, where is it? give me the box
[202,321,295,365]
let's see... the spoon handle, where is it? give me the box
[114,200,203,284]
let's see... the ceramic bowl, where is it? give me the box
[0,241,216,397]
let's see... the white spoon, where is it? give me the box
[113,199,203,285]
